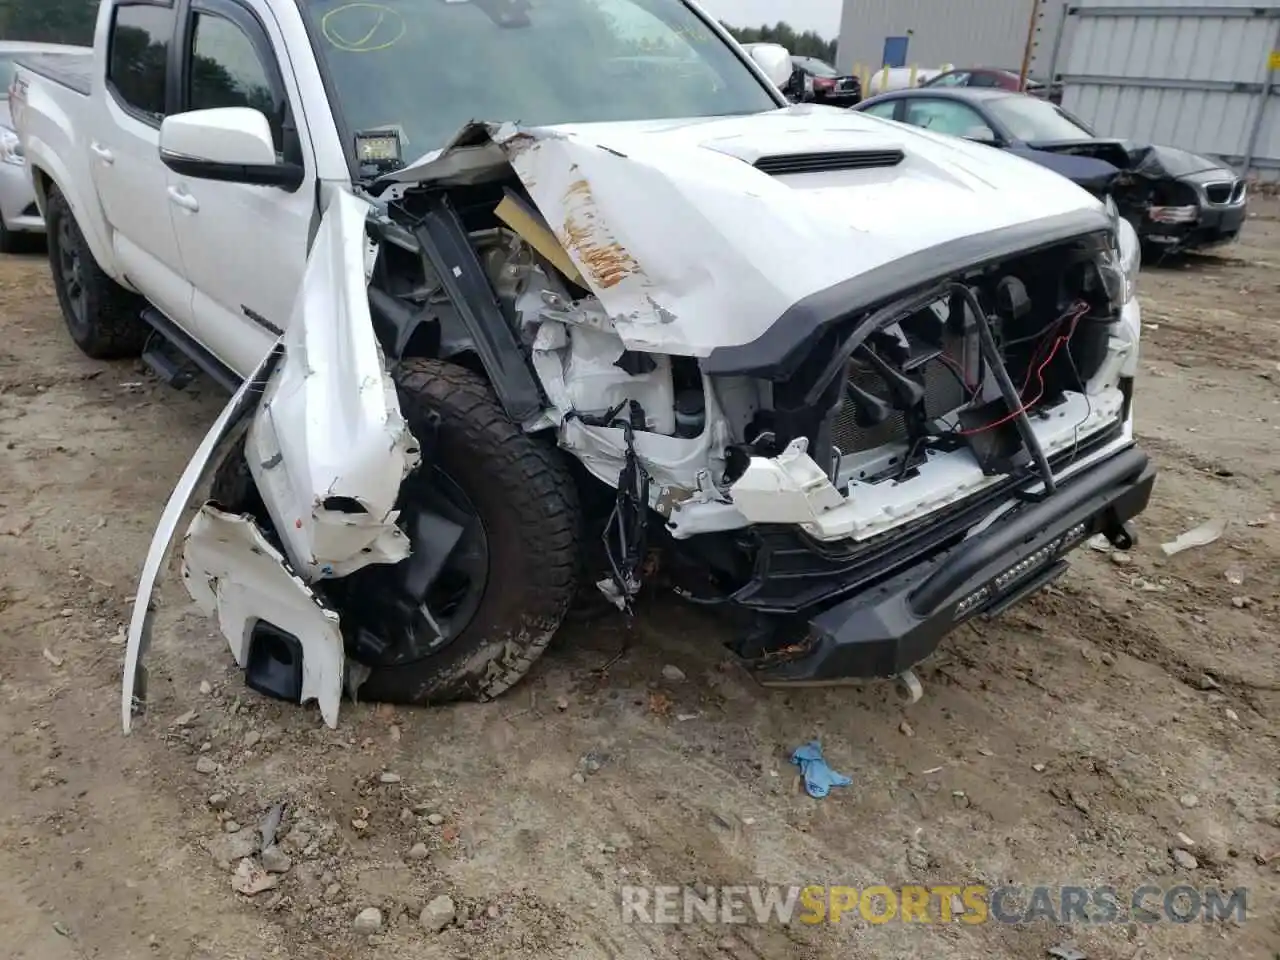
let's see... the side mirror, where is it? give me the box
[965,125,1000,145]
[746,43,794,90]
[160,107,303,191]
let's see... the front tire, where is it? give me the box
[45,185,148,359]
[346,359,581,706]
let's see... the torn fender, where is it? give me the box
[246,188,420,581]
[122,346,283,733]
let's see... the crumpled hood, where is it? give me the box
[378,106,1108,357]
[1124,142,1236,181]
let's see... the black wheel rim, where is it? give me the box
[55,215,88,334]
[336,465,491,669]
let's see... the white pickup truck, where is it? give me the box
[12,0,1153,731]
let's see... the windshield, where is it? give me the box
[987,96,1092,142]
[796,57,837,78]
[300,0,778,162]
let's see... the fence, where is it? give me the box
[1049,2,1280,181]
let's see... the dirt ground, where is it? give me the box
[1,203,1278,960]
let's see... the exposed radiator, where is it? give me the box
[831,354,969,456]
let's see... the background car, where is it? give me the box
[923,67,1064,104]
[740,42,813,102]
[1,41,91,252]
[790,55,862,106]
[854,87,1248,253]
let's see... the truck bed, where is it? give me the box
[16,51,93,97]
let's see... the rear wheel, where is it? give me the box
[331,359,582,705]
[45,185,148,359]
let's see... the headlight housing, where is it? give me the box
[1102,195,1140,303]
[0,127,24,166]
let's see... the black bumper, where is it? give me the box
[750,445,1156,684]
[1141,202,1246,250]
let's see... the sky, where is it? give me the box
[695,0,843,38]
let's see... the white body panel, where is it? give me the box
[182,506,345,728]
[11,0,349,375]
[1,43,92,235]
[121,347,284,733]
[245,189,419,581]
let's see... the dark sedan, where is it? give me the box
[854,88,1248,253]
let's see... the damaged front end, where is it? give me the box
[361,118,1153,684]
[128,112,1156,726]
[123,191,419,731]
[1025,139,1248,253]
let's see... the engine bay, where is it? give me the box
[375,181,1122,460]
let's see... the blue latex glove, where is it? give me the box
[791,740,852,799]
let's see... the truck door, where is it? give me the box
[165,0,315,379]
[92,0,195,330]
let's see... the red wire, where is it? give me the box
[958,303,1088,436]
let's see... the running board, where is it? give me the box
[139,308,241,394]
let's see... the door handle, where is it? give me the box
[90,142,114,165]
[166,186,199,212]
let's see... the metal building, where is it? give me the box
[1051,1,1280,180]
[835,0,1059,77]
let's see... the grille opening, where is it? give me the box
[754,150,904,176]
[1204,181,1235,204]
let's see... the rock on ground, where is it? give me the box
[420,895,456,933]
[353,907,383,935]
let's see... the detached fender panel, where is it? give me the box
[182,506,344,728]
[122,346,283,733]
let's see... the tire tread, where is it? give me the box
[46,186,148,359]
[369,357,580,703]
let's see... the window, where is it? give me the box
[927,71,969,88]
[860,101,898,120]
[795,57,838,78]
[108,2,176,120]
[903,99,993,140]
[986,96,1092,143]
[967,71,1003,88]
[189,13,284,151]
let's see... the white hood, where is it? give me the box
[378,106,1109,357]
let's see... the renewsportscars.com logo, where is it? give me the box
[620,884,1250,926]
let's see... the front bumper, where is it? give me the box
[1142,201,1245,251]
[750,444,1155,683]
[815,89,862,107]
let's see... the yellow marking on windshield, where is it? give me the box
[321,2,406,52]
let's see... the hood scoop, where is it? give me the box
[753,149,904,176]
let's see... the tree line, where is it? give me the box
[718,22,837,64]
[0,0,98,45]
